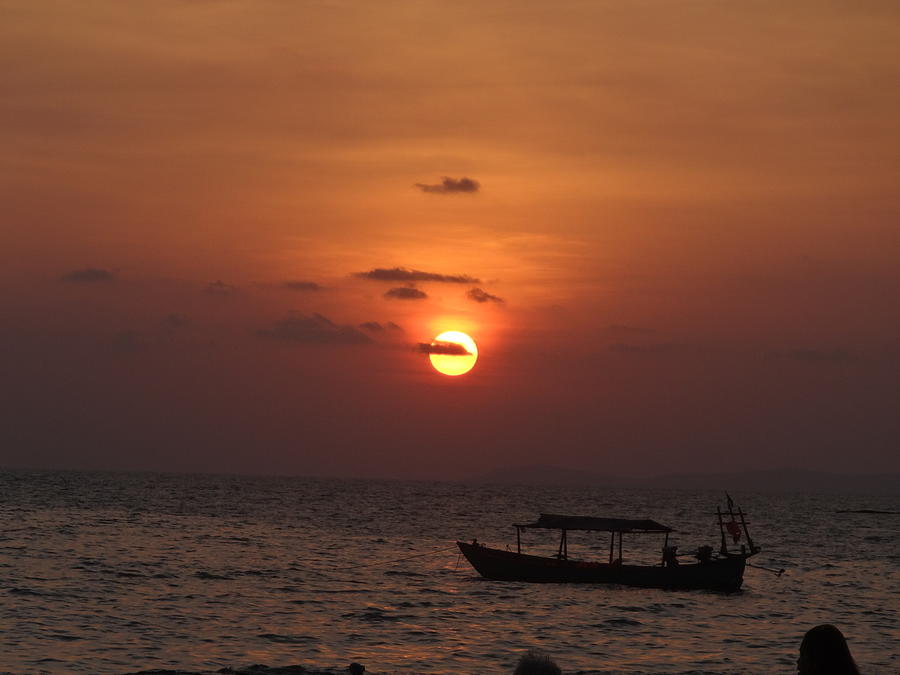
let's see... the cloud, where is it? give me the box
[768,348,854,363]
[163,313,189,328]
[111,330,144,353]
[355,267,479,283]
[258,312,372,345]
[609,342,681,354]
[467,287,504,303]
[61,267,115,283]
[205,280,237,295]
[284,280,322,291]
[359,321,405,333]
[606,324,656,336]
[417,341,472,356]
[414,176,480,194]
[385,286,428,300]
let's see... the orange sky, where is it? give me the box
[2,1,899,478]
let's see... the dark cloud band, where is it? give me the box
[61,268,115,283]
[356,267,479,284]
[414,176,480,194]
[417,341,472,356]
[284,280,321,291]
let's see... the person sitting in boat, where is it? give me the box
[662,545,679,567]
[797,624,860,675]
[696,545,713,564]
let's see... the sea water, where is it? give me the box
[0,470,897,674]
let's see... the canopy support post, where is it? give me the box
[609,532,615,564]
[557,529,567,560]
[618,531,623,563]
[516,526,521,554]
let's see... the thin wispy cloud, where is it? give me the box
[110,330,144,353]
[284,280,322,291]
[360,321,405,333]
[768,348,854,363]
[414,176,480,194]
[162,313,189,328]
[356,267,479,284]
[606,324,656,336]
[608,342,681,355]
[258,312,372,345]
[467,287,503,303]
[205,280,237,295]
[61,268,115,283]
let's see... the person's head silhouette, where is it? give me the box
[798,624,859,675]
[513,649,562,675]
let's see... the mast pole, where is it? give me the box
[717,506,727,555]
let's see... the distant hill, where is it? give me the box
[469,465,900,494]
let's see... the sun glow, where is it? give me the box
[429,331,478,376]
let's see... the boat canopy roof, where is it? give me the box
[515,513,672,533]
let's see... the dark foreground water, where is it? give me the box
[0,471,897,674]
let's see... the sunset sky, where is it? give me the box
[2,1,898,478]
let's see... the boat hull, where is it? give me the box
[457,542,747,592]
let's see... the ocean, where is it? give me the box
[0,470,897,674]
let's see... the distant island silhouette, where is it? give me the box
[468,465,900,494]
[835,508,900,514]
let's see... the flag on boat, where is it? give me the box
[725,519,742,543]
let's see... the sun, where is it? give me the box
[429,331,478,376]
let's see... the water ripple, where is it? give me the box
[0,470,897,674]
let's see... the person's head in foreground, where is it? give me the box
[513,649,562,675]
[798,624,860,675]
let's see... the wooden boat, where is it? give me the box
[457,499,760,592]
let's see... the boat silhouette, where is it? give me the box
[458,498,760,593]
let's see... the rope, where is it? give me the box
[329,544,459,571]
[746,561,785,576]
